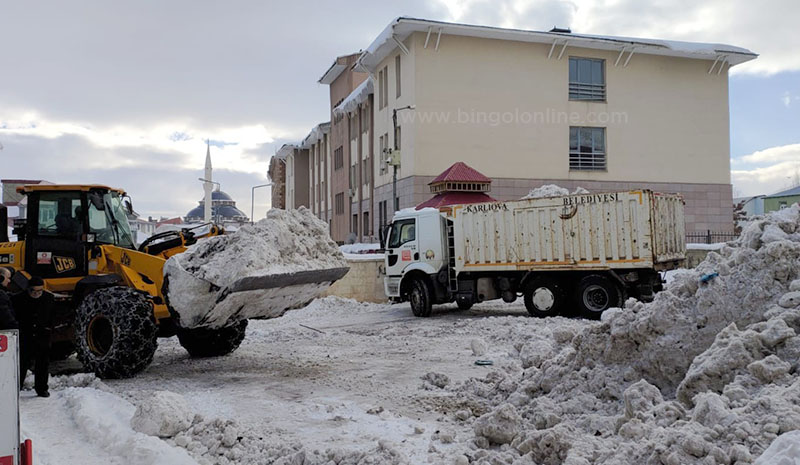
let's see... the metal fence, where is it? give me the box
[686,230,739,244]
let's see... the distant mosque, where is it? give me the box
[184,142,249,225]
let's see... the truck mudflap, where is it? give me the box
[164,259,349,329]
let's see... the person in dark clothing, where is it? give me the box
[0,267,18,330]
[13,276,54,397]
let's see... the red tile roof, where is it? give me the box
[429,162,491,184]
[416,192,497,210]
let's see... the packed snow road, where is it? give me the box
[21,297,591,464]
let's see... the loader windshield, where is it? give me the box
[87,192,135,248]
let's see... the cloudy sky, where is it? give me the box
[1,0,798,220]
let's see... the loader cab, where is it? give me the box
[20,185,136,279]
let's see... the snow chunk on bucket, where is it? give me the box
[131,391,194,438]
[164,207,348,329]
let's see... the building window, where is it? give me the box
[379,200,387,232]
[394,125,401,150]
[363,211,370,236]
[334,146,344,170]
[335,193,345,215]
[349,164,357,190]
[379,134,386,174]
[349,114,358,141]
[569,57,605,101]
[362,159,370,186]
[361,105,370,133]
[395,55,401,98]
[569,127,606,171]
[378,66,389,110]
[352,214,358,235]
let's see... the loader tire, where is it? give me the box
[75,286,158,379]
[409,278,433,317]
[176,320,248,358]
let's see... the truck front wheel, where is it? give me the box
[409,278,433,317]
[523,277,565,318]
[577,274,624,319]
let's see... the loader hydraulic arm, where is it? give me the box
[137,224,224,259]
[92,245,172,320]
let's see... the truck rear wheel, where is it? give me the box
[523,276,565,318]
[409,278,433,317]
[176,320,248,358]
[75,286,158,379]
[577,274,624,319]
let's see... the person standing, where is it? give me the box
[13,276,54,397]
[0,268,18,330]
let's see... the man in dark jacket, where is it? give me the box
[13,276,54,397]
[0,267,18,330]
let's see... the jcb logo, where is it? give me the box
[53,256,77,274]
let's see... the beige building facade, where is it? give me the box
[274,17,756,241]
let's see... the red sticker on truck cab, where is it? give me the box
[401,250,412,261]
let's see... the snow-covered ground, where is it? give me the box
[18,205,800,464]
[22,297,589,464]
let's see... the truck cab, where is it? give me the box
[383,208,450,315]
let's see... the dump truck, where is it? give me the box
[0,184,348,378]
[384,190,685,318]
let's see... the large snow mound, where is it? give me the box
[164,207,347,328]
[445,205,800,463]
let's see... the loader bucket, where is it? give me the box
[164,258,349,329]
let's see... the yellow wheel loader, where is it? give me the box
[0,184,347,378]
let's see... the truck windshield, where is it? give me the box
[387,219,415,248]
[88,192,135,248]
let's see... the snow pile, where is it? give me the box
[158,414,410,464]
[164,207,347,328]
[131,391,195,438]
[522,184,589,199]
[446,205,800,463]
[63,388,197,464]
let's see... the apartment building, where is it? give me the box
[274,17,756,240]
[318,54,372,242]
[356,17,756,234]
[299,122,331,224]
[267,156,286,209]
[275,144,309,210]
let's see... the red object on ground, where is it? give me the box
[0,455,13,465]
[20,440,32,465]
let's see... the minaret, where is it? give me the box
[203,140,213,222]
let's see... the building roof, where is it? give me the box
[1,179,45,185]
[768,186,800,198]
[299,122,331,149]
[333,78,374,116]
[416,192,497,210]
[430,162,492,184]
[318,53,361,85]
[275,144,297,160]
[186,204,248,220]
[356,17,757,73]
